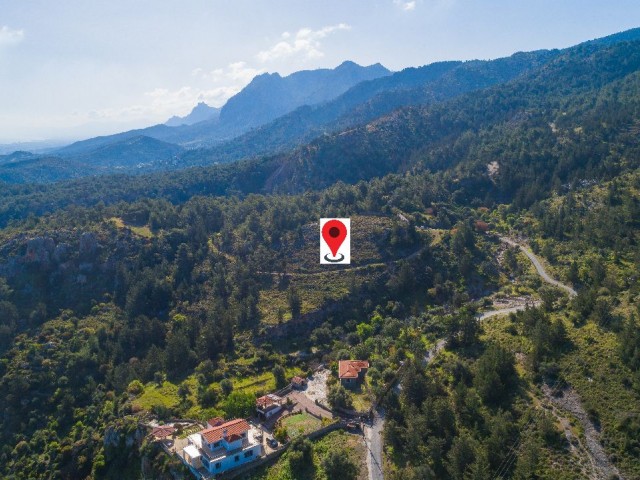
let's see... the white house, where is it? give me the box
[256,394,283,419]
[181,418,262,476]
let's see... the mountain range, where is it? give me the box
[2,27,640,221]
[0,28,639,190]
[165,102,220,127]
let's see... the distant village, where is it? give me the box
[148,359,370,479]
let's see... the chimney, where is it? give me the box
[222,429,228,439]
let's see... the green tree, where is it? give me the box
[327,384,353,410]
[321,450,358,480]
[288,436,313,474]
[513,436,540,480]
[220,379,234,396]
[474,344,517,406]
[222,391,255,418]
[178,382,190,402]
[198,386,219,408]
[273,365,287,389]
[446,430,476,480]
[288,287,302,319]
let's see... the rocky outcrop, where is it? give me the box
[103,422,146,449]
[79,232,98,258]
[53,243,71,263]
[24,237,55,267]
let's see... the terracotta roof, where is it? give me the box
[256,394,282,410]
[207,417,224,428]
[338,360,369,379]
[151,425,176,438]
[201,418,250,444]
[291,376,306,385]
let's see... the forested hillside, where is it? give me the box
[0,29,639,480]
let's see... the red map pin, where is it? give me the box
[322,219,347,257]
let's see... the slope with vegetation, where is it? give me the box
[0,29,639,480]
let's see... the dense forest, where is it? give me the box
[0,29,639,480]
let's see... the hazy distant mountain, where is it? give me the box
[165,102,221,127]
[176,50,557,167]
[11,29,640,184]
[72,135,184,169]
[0,139,71,155]
[0,136,187,183]
[218,61,391,129]
[56,61,392,157]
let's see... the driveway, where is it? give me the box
[363,407,385,480]
[288,390,332,419]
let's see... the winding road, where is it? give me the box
[500,237,577,297]
[364,236,576,480]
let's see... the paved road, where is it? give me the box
[500,237,577,297]
[364,408,385,480]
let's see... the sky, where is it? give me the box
[1,0,639,143]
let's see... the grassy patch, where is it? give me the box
[257,267,384,325]
[133,381,180,411]
[231,367,303,397]
[109,216,153,238]
[280,411,322,437]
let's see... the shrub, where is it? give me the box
[220,379,234,396]
[274,425,288,443]
[327,384,353,410]
[288,437,313,473]
[127,380,144,396]
[321,450,358,480]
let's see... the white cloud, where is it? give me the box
[193,61,264,84]
[0,26,24,46]
[89,85,241,122]
[257,23,351,62]
[393,0,416,11]
[394,0,417,11]
[226,61,264,82]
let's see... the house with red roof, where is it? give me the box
[338,360,369,388]
[256,393,283,419]
[291,376,307,389]
[181,418,262,476]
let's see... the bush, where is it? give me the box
[220,379,234,396]
[274,425,288,443]
[127,380,144,396]
[222,391,254,418]
[327,384,353,410]
[321,450,358,480]
[199,386,220,408]
[288,437,313,473]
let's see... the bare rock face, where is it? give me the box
[103,422,146,449]
[24,237,55,267]
[53,243,71,263]
[79,232,98,258]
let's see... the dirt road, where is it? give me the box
[500,237,577,297]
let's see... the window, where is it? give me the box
[215,462,221,469]
[213,441,220,448]
[235,455,240,462]
[244,450,253,458]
